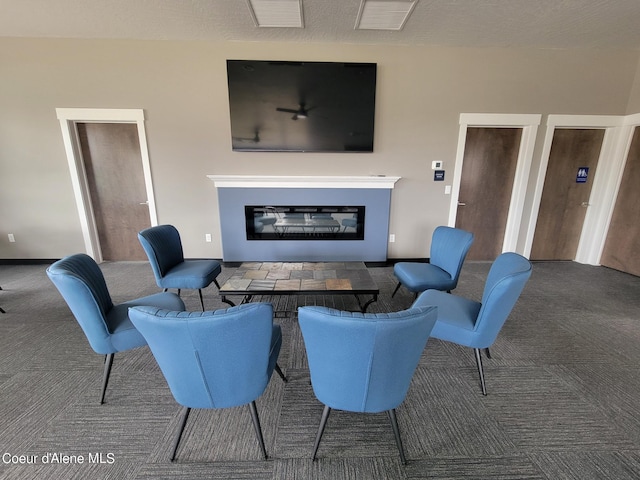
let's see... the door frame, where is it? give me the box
[523,114,630,265]
[449,113,541,254]
[56,108,158,262]
[596,113,640,265]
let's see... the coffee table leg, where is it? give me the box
[220,294,255,308]
[221,296,236,307]
[355,293,377,313]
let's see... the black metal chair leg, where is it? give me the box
[391,282,402,298]
[198,289,205,311]
[387,409,407,465]
[312,405,331,461]
[170,407,191,462]
[275,363,288,383]
[100,353,114,404]
[485,347,491,359]
[248,401,268,460]
[213,278,221,290]
[474,348,487,396]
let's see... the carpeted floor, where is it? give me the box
[0,260,639,479]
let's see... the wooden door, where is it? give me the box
[455,127,522,261]
[600,127,640,276]
[531,129,604,260]
[77,123,151,261]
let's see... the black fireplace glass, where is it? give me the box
[245,205,365,240]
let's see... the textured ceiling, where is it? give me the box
[2,0,640,49]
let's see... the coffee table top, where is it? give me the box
[219,261,379,295]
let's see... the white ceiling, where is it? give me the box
[2,0,640,50]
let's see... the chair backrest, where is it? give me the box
[46,253,115,354]
[429,226,474,284]
[138,225,185,280]
[475,252,532,346]
[128,302,275,410]
[298,305,437,414]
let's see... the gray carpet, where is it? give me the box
[0,260,639,479]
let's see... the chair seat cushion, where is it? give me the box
[105,292,185,352]
[413,289,482,347]
[394,262,454,292]
[159,260,222,290]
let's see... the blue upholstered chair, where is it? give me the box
[412,252,532,395]
[128,302,286,462]
[46,253,185,404]
[392,226,474,300]
[298,305,438,464]
[138,224,222,311]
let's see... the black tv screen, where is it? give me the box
[226,60,377,152]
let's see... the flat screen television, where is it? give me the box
[226,60,377,152]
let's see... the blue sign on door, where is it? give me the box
[576,167,589,183]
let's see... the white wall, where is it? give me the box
[1,38,639,260]
[627,55,640,113]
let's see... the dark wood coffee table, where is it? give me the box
[219,262,379,313]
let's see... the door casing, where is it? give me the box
[600,124,640,275]
[449,113,541,255]
[56,108,158,263]
[530,128,605,260]
[525,115,630,264]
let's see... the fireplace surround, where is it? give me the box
[209,175,400,262]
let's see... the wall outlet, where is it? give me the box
[8,233,15,243]
[205,234,212,243]
[389,233,395,243]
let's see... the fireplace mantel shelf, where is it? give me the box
[207,175,401,189]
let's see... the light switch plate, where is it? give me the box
[432,160,443,170]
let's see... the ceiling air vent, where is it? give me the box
[247,0,304,28]
[355,0,418,31]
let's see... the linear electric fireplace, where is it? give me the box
[246,205,365,240]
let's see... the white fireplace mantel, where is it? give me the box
[207,175,401,189]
